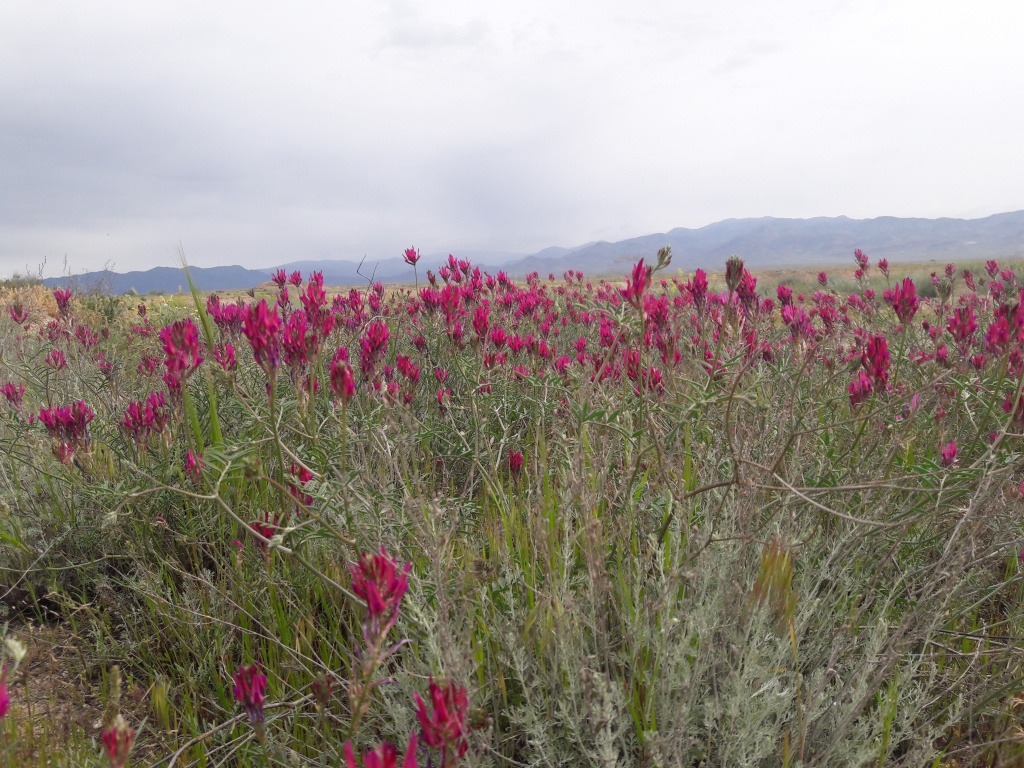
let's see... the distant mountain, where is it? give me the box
[505,211,1024,276]
[42,211,1024,294]
[42,265,270,295]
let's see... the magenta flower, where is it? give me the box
[0,665,9,719]
[39,401,94,462]
[947,306,978,345]
[350,547,411,624]
[854,249,870,272]
[1,383,24,409]
[817,272,828,287]
[359,321,390,377]
[878,258,889,278]
[508,450,523,475]
[939,441,958,467]
[861,333,890,387]
[185,449,203,484]
[233,663,268,724]
[346,549,411,734]
[330,348,356,402]
[101,715,135,768]
[414,678,469,765]
[8,303,27,325]
[345,732,419,768]
[472,304,490,339]
[214,343,237,371]
[300,272,334,337]
[620,259,651,308]
[283,309,315,370]
[889,278,920,324]
[53,288,73,317]
[159,318,204,387]
[46,349,67,371]
[403,247,421,267]
[243,300,283,374]
[848,370,874,406]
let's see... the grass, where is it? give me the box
[0,252,1023,766]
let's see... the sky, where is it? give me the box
[2,0,1023,277]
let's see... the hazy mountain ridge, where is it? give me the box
[42,211,1024,294]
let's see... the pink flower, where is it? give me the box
[330,348,356,402]
[159,318,204,386]
[472,304,490,339]
[1,382,25,409]
[53,288,73,317]
[939,441,958,467]
[101,715,135,768]
[877,258,889,278]
[185,449,203,484]
[947,306,978,345]
[403,247,421,267]
[0,665,9,719]
[620,259,651,308]
[360,321,390,377]
[861,333,890,387]
[848,369,874,406]
[724,255,745,293]
[8,303,27,325]
[889,278,920,324]
[817,271,828,287]
[283,309,316,369]
[350,547,411,623]
[508,450,523,475]
[414,678,469,765]
[39,401,94,462]
[233,663,268,724]
[46,349,67,371]
[214,343,237,371]
[345,732,419,768]
[243,300,283,374]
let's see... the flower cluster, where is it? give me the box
[886,277,920,325]
[243,300,283,375]
[121,391,169,446]
[159,318,204,391]
[360,321,390,378]
[414,678,469,766]
[1,382,24,409]
[101,714,135,768]
[330,347,356,402]
[233,662,268,732]
[345,733,418,768]
[53,288,73,317]
[39,401,94,463]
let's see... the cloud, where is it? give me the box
[710,39,786,76]
[1,1,1023,276]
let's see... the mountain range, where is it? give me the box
[42,211,1024,294]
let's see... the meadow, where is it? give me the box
[0,247,1022,767]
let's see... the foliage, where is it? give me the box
[0,253,1023,766]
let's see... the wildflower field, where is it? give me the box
[1,247,1023,766]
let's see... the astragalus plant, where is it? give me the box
[0,251,1022,767]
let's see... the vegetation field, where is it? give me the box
[0,248,1023,766]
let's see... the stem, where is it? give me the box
[267,372,288,518]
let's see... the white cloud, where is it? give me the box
[1,0,1023,275]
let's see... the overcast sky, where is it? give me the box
[2,1,1023,277]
